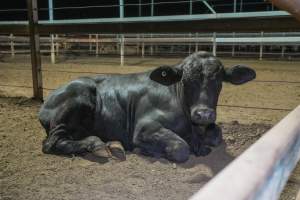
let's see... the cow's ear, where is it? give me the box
[224,65,256,85]
[150,66,183,86]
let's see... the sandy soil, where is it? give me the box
[0,55,299,200]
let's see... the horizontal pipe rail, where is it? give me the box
[1,35,299,44]
[0,11,290,26]
[190,106,300,200]
[0,83,295,112]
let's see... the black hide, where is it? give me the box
[39,51,256,162]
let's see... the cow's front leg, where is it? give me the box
[190,125,212,156]
[203,123,223,147]
[134,124,190,163]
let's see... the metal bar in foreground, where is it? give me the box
[190,106,300,200]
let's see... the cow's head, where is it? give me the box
[150,51,256,125]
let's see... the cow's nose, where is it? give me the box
[192,108,216,124]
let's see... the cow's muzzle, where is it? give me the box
[191,107,216,125]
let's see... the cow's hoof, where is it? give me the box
[204,124,223,147]
[166,142,190,163]
[107,141,126,161]
[195,146,212,157]
[92,145,112,158]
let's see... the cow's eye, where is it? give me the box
[161,71,167,77]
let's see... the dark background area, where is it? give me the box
[0,0,276,21]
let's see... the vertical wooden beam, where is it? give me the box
[9,34,15,58]
[27,0,43,101]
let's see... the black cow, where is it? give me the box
[39,52,256,163]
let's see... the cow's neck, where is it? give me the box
[175,81,191,122]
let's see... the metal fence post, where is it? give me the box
[27,0,43,101]
[9,34,15,58]
[50,34,55,63]
[259,31,263,60]
[212,32,217,56]
[96,34,99,57]
[120,34,125,66]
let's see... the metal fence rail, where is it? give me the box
[190,106,300,200]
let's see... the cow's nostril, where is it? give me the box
[196,111,202,117]
[192,108,216,124]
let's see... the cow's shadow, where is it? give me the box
[138,142,235,177]
[52,141,234,177]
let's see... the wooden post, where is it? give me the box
[50,34,55,64]
[27,0,43,101]
[9,34,15,58]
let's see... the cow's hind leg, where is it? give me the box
[39,80,112,157]
[42,125,110,157]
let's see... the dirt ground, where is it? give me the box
[0,55,300,200]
